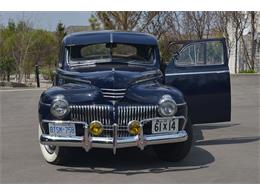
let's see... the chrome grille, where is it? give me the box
[70,104,158,137]
[118,105,158,126]
[101,88,126,100]
[70,105,111,124]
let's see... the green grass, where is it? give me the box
[239,69,257,73]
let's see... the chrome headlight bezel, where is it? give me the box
[158,94,177,117]
[50,95,70,119]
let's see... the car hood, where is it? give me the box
[57,64,162,89]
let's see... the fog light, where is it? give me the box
[89,121,103,136]
[128,120,141,135]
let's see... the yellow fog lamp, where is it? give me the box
[89,121,103,136]
[128,120,141,136]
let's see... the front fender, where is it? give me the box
[40,83,103,105]
[38,83,103,121]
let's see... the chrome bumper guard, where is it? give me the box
[40,117,188,154]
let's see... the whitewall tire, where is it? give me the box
[38,125,67,165]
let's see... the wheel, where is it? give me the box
[153,119,193,162]
[38,125,71,165]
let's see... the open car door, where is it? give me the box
[165,38,231,124]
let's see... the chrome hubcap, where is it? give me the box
[44,145,56,154]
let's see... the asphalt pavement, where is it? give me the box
[0,75,259,183]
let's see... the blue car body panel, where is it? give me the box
[165,38,231,123]
[39,31,231,125]
[63,31,158,46]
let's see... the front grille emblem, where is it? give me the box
[101,88,126,100]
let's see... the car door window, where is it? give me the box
[206,41,224,65]
[196,43,206,65]
[175,41,224,66]
[175,44,195,65]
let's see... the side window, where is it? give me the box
[175,41,224,66]
[175,44,195,65]
[196,43,206,65]
[206,41,224,65]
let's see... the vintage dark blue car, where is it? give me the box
[38,31,231,164]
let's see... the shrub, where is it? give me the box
[239,69,257,73]
[40,66,55,80]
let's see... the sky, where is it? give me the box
[0,11,92,31]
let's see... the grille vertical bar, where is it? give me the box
[70,105,158,126]
[70,105,111,125]
[117,105,158,126]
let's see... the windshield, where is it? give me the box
[67,43,156,66]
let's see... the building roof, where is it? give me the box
[63,30,158,46]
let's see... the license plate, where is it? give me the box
[48,123,76,137]
[152,118,179,134]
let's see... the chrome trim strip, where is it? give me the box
[103,95,125,98]
[83,124,90,151]
[40,116,188,152]
[102,92,126,95]
[40,130,188,148]
[138,124,144,150]
[40,135,83,147]
[165,70,229,76]
[101,88,127,99]
[42,120,87,125]
[101,88,126,91]
[113,123,118,154]
[110,32,113,43]
[177,102,187,106]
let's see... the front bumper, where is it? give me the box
[40,117,188,154]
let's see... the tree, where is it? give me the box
[1,19,34,82]
[30,30,57,65]
[10,20,35,82]
[94,11,170,39]
[0,19,60,83]
[96,11,143,30]
[249,11,257,70]
[215,12,232,56]
[0,56,15,81]
[89,14,101,30]
[164,12,183,40]
[230,12,249,73]
[29,29,57,81]
[181,12,217,39]
[55,22,66,50]
[139,12,170,39]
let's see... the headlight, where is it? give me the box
[50,96,70,119]
[158,95,177,117]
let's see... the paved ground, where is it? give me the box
[0,75,259,183]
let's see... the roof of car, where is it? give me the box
[63,31,158,46]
